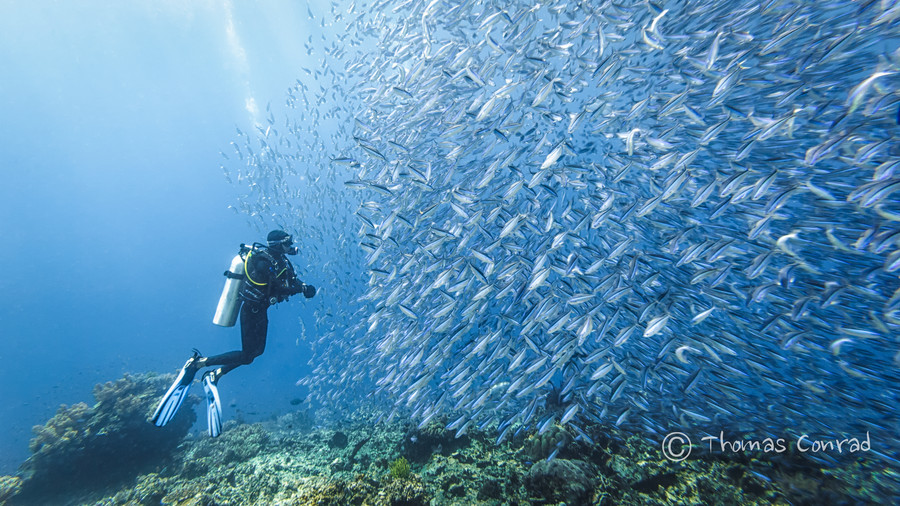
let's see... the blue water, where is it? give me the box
[2,0,899,493]
[0,0,320,474]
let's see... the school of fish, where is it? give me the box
[222,0,900,465]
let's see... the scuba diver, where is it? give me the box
[150,230,316,437]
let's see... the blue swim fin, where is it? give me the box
[150,351,201,427]
[202,369,223,437]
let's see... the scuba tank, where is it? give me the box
[213,245,251,327]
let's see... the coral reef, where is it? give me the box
[520,424,573,462]
[524,458,595,504]
[2,378,897,505]
[0,476,21,504]
[403,418,470,463]
[8,373,196,505]
[389,456,411,480]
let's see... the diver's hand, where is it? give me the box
[287,278,304,296]
[302,283,316,298]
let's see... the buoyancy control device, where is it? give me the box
[212,243,255,327]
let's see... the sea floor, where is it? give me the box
[1,373,897,505]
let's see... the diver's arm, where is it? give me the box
[289,277,316,298]
[267,260,315,300]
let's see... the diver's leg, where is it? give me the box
[202,351,244,368]
[244,302,268,360]
[204,301,268,379]
[198,302,268,437]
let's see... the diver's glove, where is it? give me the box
[287,278,304,296]
[302,283,316,298]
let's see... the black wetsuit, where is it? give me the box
[205,247,306,377]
